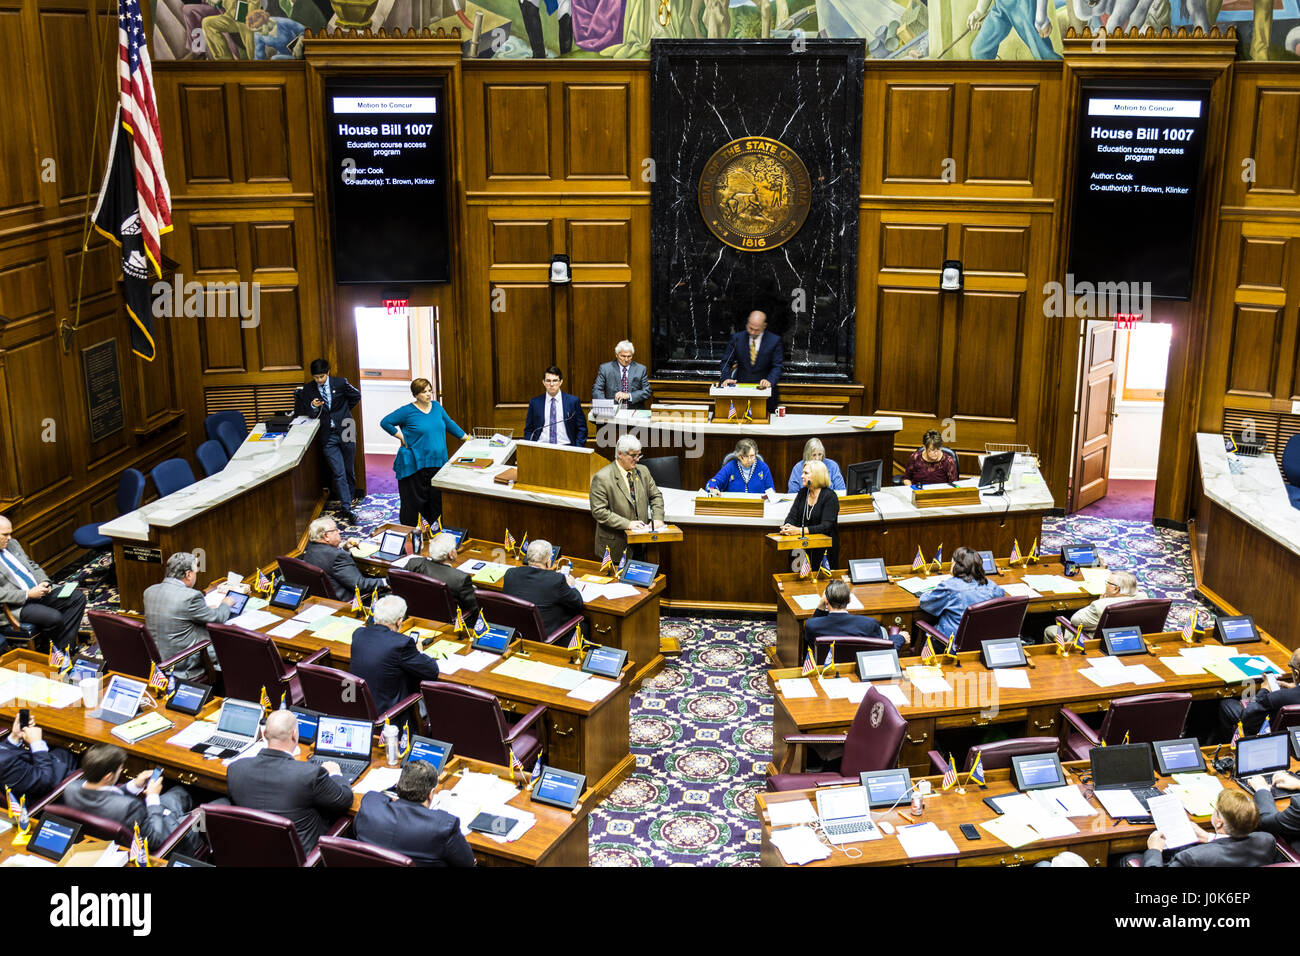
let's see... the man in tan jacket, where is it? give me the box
[1043,569,1144,643]
[589,434,664,565]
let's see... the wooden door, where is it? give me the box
[1070,321,1118,512]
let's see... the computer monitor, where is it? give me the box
[1010,753,1066,791]
[978,451,1015,496]
[27,813,82,861]
[849,558,888,584]
[1060,542,1099,567]
[977,550,998,575]
[856,649,902,682]
[1215,615,1259,646]
[1101,626,1147,656]
[1236,732,1291,777]
[620,560,658,587]
[980,637,1027,669]
[1152,738,1206,775]
[473,625,513,654]
[859,768,913,808]
[1090,743,1156,789]
[581,645,627,679]
[531,766,585,810]
[846,460,883,496]
[268,582,307,611]
[406,736,453,774]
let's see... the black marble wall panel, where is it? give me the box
[649,39,864,383]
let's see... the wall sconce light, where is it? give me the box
[940,259,963,292]
[549,254,571,285]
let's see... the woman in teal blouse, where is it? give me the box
[380,378,465,527]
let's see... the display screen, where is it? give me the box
[325,79,450,284]
[170,683,207,711]
[850,558,886,583]
[861,769,911,807]
[1217,616,1258,645]
[225,591,250,616]
[621,561,657,586]
[1013,755,1064,790]
[408,737,450,773]
[983,639,1025,668]
[377,531,408,556]
[856,650,900,681]
[1238,733,1290,775]
[30,818,76,857]
[315,717,372,757]
[269,583,306,610]
[583,647,625,678]
[291,708,320,744]
[1062,545,1097,566]
[475,628,511,654]
[99,675,145,717]
[1067,84,1210,301]
[534,769,584,808]
[1155,739,1203,773]
[217,700,263,738]
[1103,627,1146,655]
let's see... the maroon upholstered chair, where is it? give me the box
[318,834,415,867]
[928,736,1060,775]
[767,685,908,791]
[1274,838,1300,864]
[45,803,201,858]
[1056,598,1174,641]
[204,805,348,867]
[88,609,212,681]
[1273,705,1300,733]
[206,622,328,707]
[1058,692,1193,761]
[275,555,335,600]
[30,771,84,816]
[420,682,546,767]
[915,596,1029,654]
[476,590,583,646]
[389,568,456,623]
[808,634,894,665]
[294,661,420,725]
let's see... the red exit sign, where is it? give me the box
[383,298,409,314]
[1114,312,1142,330]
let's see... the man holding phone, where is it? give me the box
[62,744,199,853]
[0,514,86,655]
[0,712,78,803]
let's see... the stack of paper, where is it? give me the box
[226,609,281,631]
[1148,793,1200,848]
[980,815,1040,849]
[767,799,818,827]
[1031,784,1098,818]
[452,650,498,673]
[895,576,947,595]
[873,684,910,708]
[817,677,855,699]
[1000,582,1041,599]
[470,564,509,585]
[1081,567,1110,595]
[268,619,309,638]
[167,721,217,748]
[348,542,380,558]
[904,665,952,695]
[568,676,620,702]
[995,793,1079,838]
[993,668,1031,689]
[769,826,831,865]
[1094,788,1150,819]
[1166,773,1223,817]
[895,821,960,858]
[353,767,402,794]
[423,639,465,659]
[293,604,336,624]
[0,674,84,708]
[1022,575,1083,594]
[313,617,363,644]
[776,678,816,699]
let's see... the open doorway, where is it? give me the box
[355,304,443,496]
[1073,321,1171,522]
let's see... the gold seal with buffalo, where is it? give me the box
[697,136,811,252]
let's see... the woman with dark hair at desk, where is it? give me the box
[780,459,839,570]
[706,438,774,494]
[904,429,958,485]
[918,546,1006,643]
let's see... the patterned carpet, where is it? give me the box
[57,503,1216,866]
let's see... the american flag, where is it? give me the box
[114,0,170,275]
[941,756,958,791]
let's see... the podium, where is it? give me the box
[710,385,771,424]
[513,440,610,499]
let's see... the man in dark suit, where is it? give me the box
[349,595,440,715]
[1140,790,1278,867]
[0,514,87,654]
[803,579,892,660]
[523,366,586,446]
[592,340,651,409]
[1249,769,1300,850]
[226,710,353,851]
[301,517,387,602]
[296,358,363,523]
[1217,648,1300,742]
[60,744,198,853]
[502,539,585,641]
[0,713,78,803]
[719,310,784,409]
[404,532,478,620]
[354,760,475,867]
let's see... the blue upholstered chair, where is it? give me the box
[72,467,146,554]
[204,410,247,444]
[151,458,196,498]
[1282,436,1300,509]
[196,440,228,478]
[216,420,246,458]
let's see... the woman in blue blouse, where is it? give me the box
[380,378,466,527]
[706,438,774,494]
[918,546,1007,642]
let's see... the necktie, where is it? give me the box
[749,335,758,364]
[321,383,331,430]
[627,469,638,516]
[620,365,629,395]
[549,397,558,443]
[1,550,36,590]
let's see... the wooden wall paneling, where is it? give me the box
[567,282,629,394]
[875,287,943,416]
[951,291,1023,422]
[0,4,41,223]
[1220,70,1300,210]
[489,282,555,408]
[239,84,293,184]
[176,83,236,185]
[562,83,630,180]
[881,83,957,185]
[484,83,551,180]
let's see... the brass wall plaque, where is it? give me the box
[698,136,811,252]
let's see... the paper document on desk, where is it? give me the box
[479,804,537,844]
[454,650,498,673]
[0,674,82,709]
[999,794,1079,838]
[353,767,401,794]
[999,582,1041,599]
[1,855,55,867]
[817,677,855,699]
[769,825,831,865]
[767,798,818,828]
[1231,655,1283,677]
[993,668,1031,689]
[896,822,960,859]
[1148,793,1200,849]
[293,604,336,624]
[895,575,947,595]
[227,609,280,631]
[1159,656,1207,677]
[1079,667,1129,688]
[776,678,816,699]
[348,542,380,558]
[389,555,418,569]
[268,619,308,638]
[873,684,909,708]
[1166,776,1222,817]
[568,676,620,702]
[1094,788,1150,819]
[600,583,640,601]
[792,594,822,611]
[1081,567,1110,595]
[1034,784,1097,818]
[423,639,465,660]
[546,668,591,691]
[167,721,216,748]
[313,618,362,644]
[980,814,1040,849]
[1204,658,1250,684]
[471,565,509,585]
[1123,664,1164,685]
[491,657,543,682]
[904,666,952,695]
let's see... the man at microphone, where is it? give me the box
[589,434,664,565]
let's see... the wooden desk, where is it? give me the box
[0,835,165,868]
[0,651,588,867]
[768,632,1291,776]
[770,558,1093,667]
[101,422,324,611]
[244,608,636,806]
[354,530,666,686]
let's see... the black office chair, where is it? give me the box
[641,456,682,490]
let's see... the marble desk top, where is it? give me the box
[586,408,904,438]
[100,420,321,543]
[433,439,1054,528]
[1197,432,1300,558]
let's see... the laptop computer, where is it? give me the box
[309,715,374,784]
[860,768,913,809]
[814,785,880,844]
[89,674,147,725]
[191,698,264,756]
[405,735,453,775]
[1235,732,1295,798]
[1090,743,1163,809]
[372,530,409,562]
